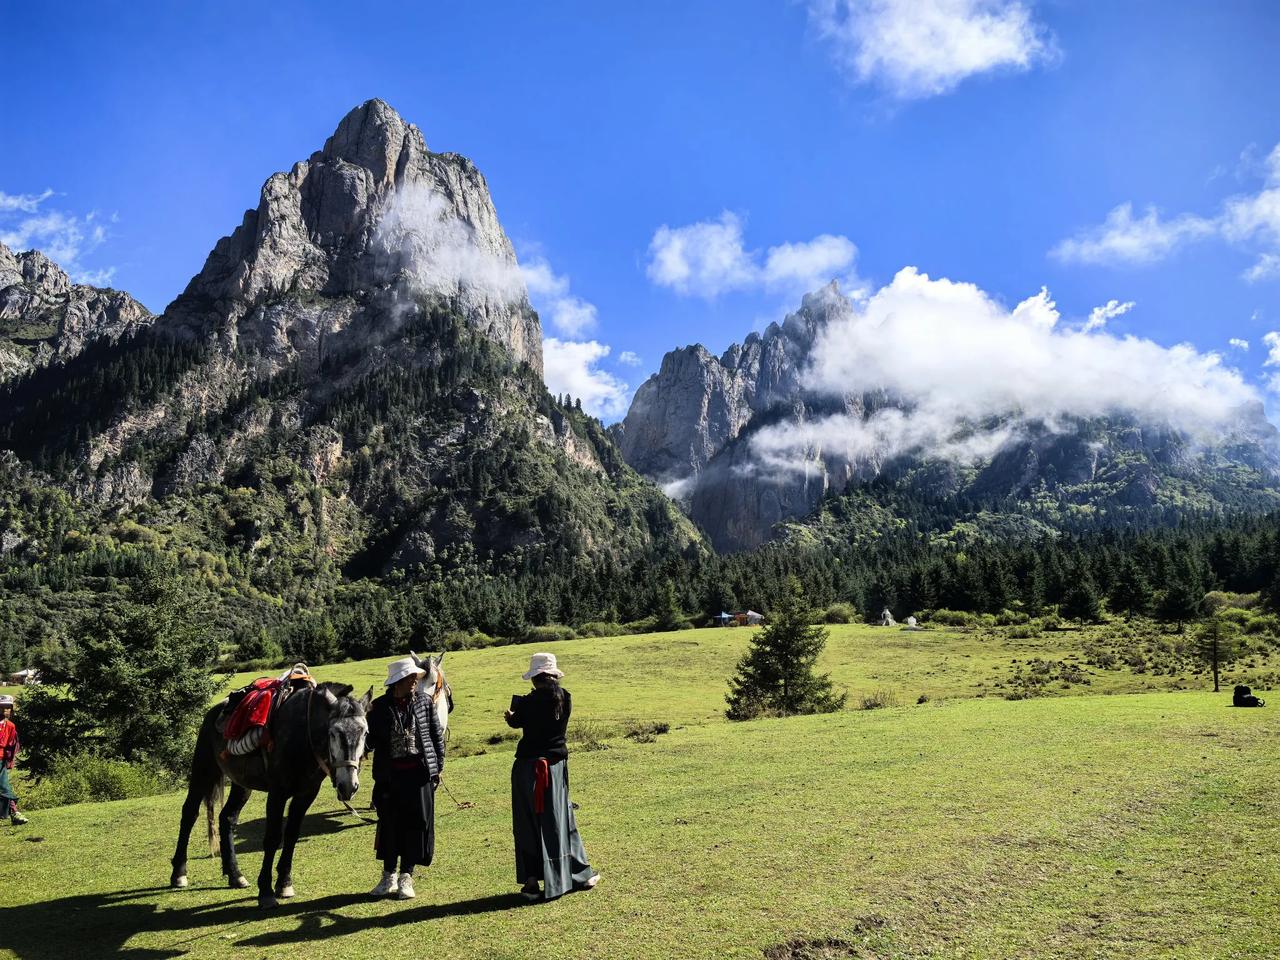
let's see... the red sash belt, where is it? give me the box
[533,758,550,814]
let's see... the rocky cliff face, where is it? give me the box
[172,98,541,376]
[615,283,845,492]
[619,285,1280,552]
[0,243,152,381]
[0,100,699,576]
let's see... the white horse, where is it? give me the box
[411,651,453,737]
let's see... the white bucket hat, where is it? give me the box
[522,652,564,681]
[384,656,426,687]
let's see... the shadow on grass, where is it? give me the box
[233,892,529,948]
[0,886,528,959]
[234,808,372,849]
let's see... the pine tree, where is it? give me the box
[653,579,687,632]
[1193,617,1246,693]
[725,576,846,720]
[1060,574,1103,624]
[1156,577,1203,633]
[1110,559,1154,617]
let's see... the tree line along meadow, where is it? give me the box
[2,502,1278,810]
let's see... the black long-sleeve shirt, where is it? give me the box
[506,686,571,762]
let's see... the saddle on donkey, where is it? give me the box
[220,663,316,758]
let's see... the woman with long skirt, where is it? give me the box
[504,652,599,901]
[367,656,445,901]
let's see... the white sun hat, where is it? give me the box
[384,656,427,687]
[522,652,564,681]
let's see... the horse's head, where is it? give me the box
[316,683,373,802]
[413,651,454,733]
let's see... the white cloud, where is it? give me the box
[375,183,526,304]
[618,350,642,367]
[1243,253,1280,283]
[806,0,1053,100]
[377,184,602,340]
[0,190,116,284]
[646,213,757,297]
[762,234,859,289]
[542,338,631,420]
[1083,298,1135,332]
[1053,142,1280,280]
[0,189,54,214]
[520,258,598,337]
[748,267,1262,476]
[646,212,859,298]
[1229,338,1250,351]
[1051,204,1215,266]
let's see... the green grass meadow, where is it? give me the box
[2,624,1278,958]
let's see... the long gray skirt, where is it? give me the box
[511,757,595,900]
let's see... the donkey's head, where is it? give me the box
[317,683,373,802]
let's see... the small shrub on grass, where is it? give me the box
[927,609,975,628]
[442,629,498,651]
[26,756,172,809]
[623,616,659,634]
[522,624,577,644]
[859,689,897,710]
[577,621,625,638]
[821,602,857,624]
[996,609,1030,626]
[623,720,671,743]
[1217,607,1253,627]
[1040,614,1064,632]
[1244,614,1280,636]
[567,720,611,752]
[1007,622,1043,640]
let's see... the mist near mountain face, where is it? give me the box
[747,267,1265,476]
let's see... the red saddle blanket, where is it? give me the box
[224,678,282,741]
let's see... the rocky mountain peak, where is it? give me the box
[174,99,541,375]
[0,240,152,382]
[616,284,849,488]
[320,98,425,184]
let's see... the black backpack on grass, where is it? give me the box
[1233,684,1265,708]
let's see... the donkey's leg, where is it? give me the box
[170,776,210,888]
[274,779,321,899]
[256,790,288,909]
[219,784,252,888]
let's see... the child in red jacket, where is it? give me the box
[0,695,28,825]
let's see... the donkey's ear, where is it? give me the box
[435,652,445,665]
[323,689,338,708]
[359,686,374,711]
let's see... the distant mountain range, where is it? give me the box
[613,285,1280,551]
[2,98,1278,587]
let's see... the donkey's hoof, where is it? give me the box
[275,883,295,899]
[257,893,279,910]
[228,874,249,889]
[170,874,189,889]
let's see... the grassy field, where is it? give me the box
[1,623,1278,959]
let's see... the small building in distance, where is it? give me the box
[731,610,764,627]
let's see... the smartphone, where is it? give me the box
[509,694,522,713]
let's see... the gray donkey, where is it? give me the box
[169,680,374,908]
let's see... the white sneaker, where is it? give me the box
[370,870,399,897]
[396,873,416,900]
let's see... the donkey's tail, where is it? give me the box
[206,775,224,859]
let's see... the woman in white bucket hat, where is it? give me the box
[504,652,598,901]
[365,655,446,901]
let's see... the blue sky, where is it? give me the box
[3,1,1279,423]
